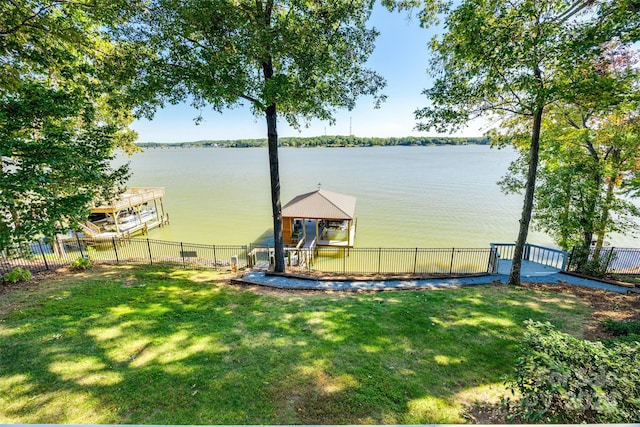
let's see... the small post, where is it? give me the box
[450,248,455,274]
[604,247,616,273]
[181,242,186,269]
[243,245,248,269]
[112,237,119,264]
[488,247,498,274]
[247,245,253,269]
[213,245,217,269]
[76,234,84,259]
[38,241,49,270]
[566,247,574,271]
[147,239,153,265]
[343,248,346,274]
[414,248,418,274]
[231,255,238,272]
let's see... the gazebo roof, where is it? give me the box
[282,189,356,220]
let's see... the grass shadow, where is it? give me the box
[0,265,590,424]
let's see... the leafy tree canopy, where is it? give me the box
[118,0,389,272]
[121,0,386,127]
[0,0,141,250]
[415,0,639,284]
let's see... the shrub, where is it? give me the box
[602,319,640,337]
[3,268,32,284]
[70,257,93,270]
[504,320,640,423]
[605,333,640,346]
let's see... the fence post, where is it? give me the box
[487,247,494,274]
[147,239,153,265]
[604,247,615,273]
[343,248,346,274]
[560,250,568,271]
[180,242,186,269]
[38,240,49,270]
[243,245,248,269]
[112,237,119,264]
[566,247,575,271]
[414,248,418,274]
[38,241,49,271]
[213,245,217,270]
[450,248,455,274]
[77,235,84,258]
[378,248,381,274]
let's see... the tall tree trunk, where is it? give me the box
[508,106,543,285]
[265,103,285,273]
[261,53,285,273]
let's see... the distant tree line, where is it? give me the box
[137,135,488,148]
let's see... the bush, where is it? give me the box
[605,333,640,346]
[3,268,32,284]
[602,319,640,337]
[70,257,93,270]
[504,320,640,423]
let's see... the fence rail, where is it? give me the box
[3,238,496,277]
[0,237,247,274]
[249,246,496,276]
[566,246,640,276]
[3,237,638,278]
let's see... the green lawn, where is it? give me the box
[0,265,591,424]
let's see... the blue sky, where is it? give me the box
[131,4,487,143]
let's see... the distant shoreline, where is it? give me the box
[136,135,488,149]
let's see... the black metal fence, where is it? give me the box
[0,237,248,275]
[249,246,497,275]
[314,247,498,275]
[3,237,639,279]
[566,246,640,276]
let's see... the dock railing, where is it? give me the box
[490,242,568,271]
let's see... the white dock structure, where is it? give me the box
[79,187,169,239]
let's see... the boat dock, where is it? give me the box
[80,187,169,239]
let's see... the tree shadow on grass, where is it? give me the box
[0,265,589,424]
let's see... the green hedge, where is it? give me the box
[602,319,640,336]
[504,320,640,423]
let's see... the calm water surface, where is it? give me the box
[121,145,638,248]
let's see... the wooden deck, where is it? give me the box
[496,259,562,276]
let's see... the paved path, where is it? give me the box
[239,271,636,294]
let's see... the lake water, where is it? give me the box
[121,145,639,248]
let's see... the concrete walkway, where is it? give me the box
[239,270,636,294]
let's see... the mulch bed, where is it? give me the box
[520,281,640,340]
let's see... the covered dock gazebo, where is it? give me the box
[282,189,356,248]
